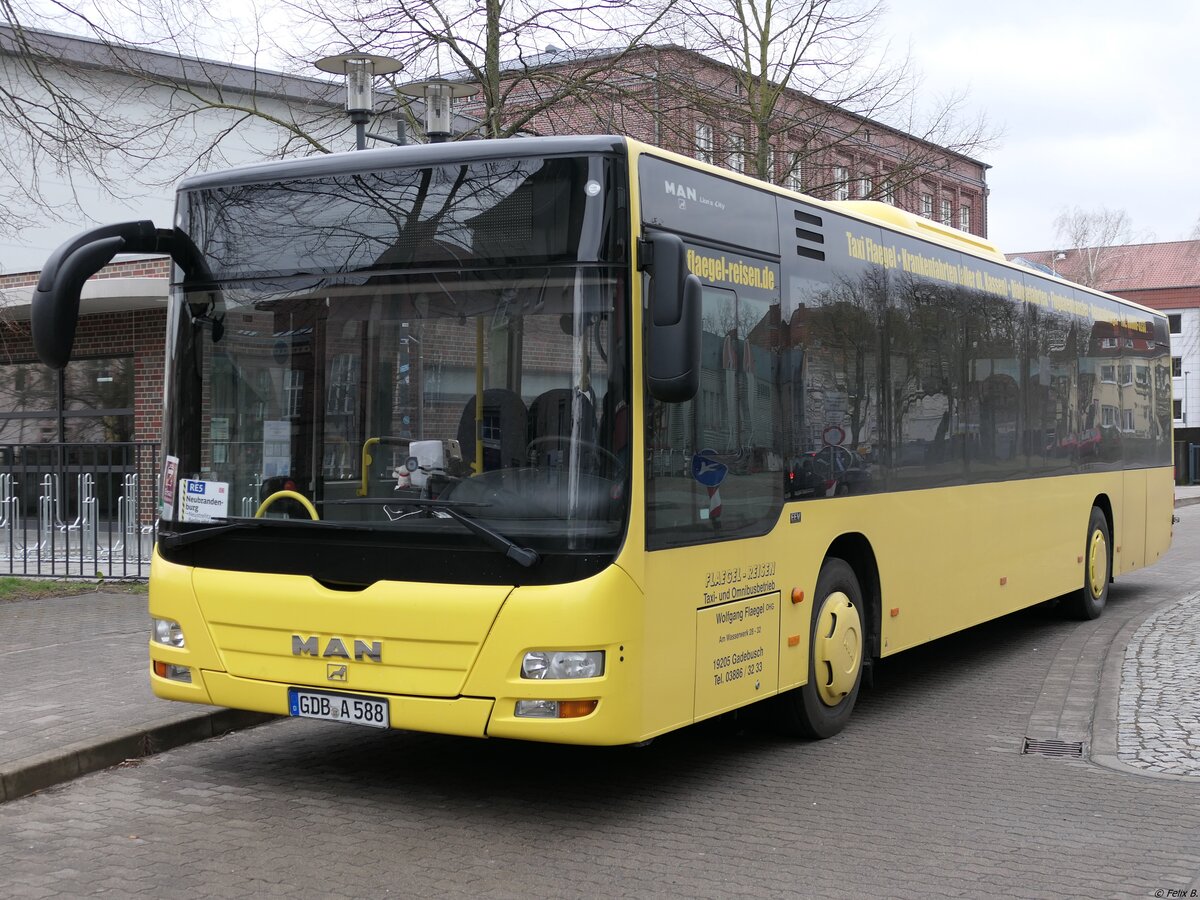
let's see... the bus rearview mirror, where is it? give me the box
[641,232,701,403]
[32,221,178,369]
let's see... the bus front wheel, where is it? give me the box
[775,557,864,739]
[1065,506,1110,620]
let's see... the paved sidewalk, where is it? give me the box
[1175,484,1200,507]
[0,590,269,804]
[2,485,1199,804]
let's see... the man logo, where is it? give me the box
[292,635,382,662]
[327,664,348,682]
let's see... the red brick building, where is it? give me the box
[459,45,991,238]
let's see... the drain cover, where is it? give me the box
[1022,737,1085,758]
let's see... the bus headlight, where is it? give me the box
[521,650,604,679]
[152,618,186,648]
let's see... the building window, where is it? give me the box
[695,123,714,164]
[881,177,895,205]
[959,203,971,231]
[1169,314,1182,334]
[1173,356,1183,377]
[727,133,744,173]
[327,354,359,415]
[833,166,850,201]
[1100,365,1117,383]
[940,198,953,226]
[921,192,934,217]
[1118,365,1133,385]
[857,174,872,199]
[0,356,134,444]
[1121,409,1135,432]
[766,148,776,183]
[1101,405,1118,427]
[787,153,803,191]
[284,369,304,419]
[1175,398,1184,420]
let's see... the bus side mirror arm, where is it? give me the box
[32,220,178,369]
[639,232,702,403]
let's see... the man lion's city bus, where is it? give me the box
[33,136,1173,744]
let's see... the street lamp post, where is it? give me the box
[398,79,478,143]
[315,53,404,150]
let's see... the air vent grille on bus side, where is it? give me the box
[794,208,825,261]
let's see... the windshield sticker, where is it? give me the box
[161,456,179,521]
[179,479,230,523]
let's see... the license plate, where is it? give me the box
[288,688,389,729]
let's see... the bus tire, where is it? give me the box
[1066,506,1110,620]
[776,557,864,739]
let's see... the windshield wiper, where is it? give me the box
[158,520,265,548]
[158,517,372,549]
[160,505,539,567]
[428,504,540,568]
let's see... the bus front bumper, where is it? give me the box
[151,666,630,745]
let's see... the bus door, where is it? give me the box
[641,246,788,730]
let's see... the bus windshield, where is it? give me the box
[160,153,630,577]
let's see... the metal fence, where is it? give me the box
[0,442,158,579]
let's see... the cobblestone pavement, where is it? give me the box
[4,517,1200,897]
[0,591,267,803]
[1119,592,1200,776]
[0,592,192,769]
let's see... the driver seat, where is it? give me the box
[527,388,595,468]
[456,389,528,472]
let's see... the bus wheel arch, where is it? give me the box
[1091,494,1114,560]
[825,533,881,660]
[1065,498,1113,620]
[773,534,878,739]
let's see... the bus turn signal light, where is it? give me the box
[558,700,598,719]
[791,588,804,604]
[514,699,598,719]
[787,635,800,647]
[152,661,192,683]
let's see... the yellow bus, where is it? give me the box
[33,136,1174,744]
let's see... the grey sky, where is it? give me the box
[882,0,1200,253]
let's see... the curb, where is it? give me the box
[0,709,275,805]
[1175,496,1200,508]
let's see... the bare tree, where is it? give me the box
[0,0,993,249]
[661,0,996,196]
[292,0,678,140]
[0,10,144,233]
[1052,205,1141,288]
[0,1,359,243]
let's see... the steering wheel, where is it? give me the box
[526,436,622,474]
[254,490,319,520]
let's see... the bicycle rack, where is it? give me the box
[0,474,21,559]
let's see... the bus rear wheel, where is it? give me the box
[1065,506,1110,620]
[775,557,864,739]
